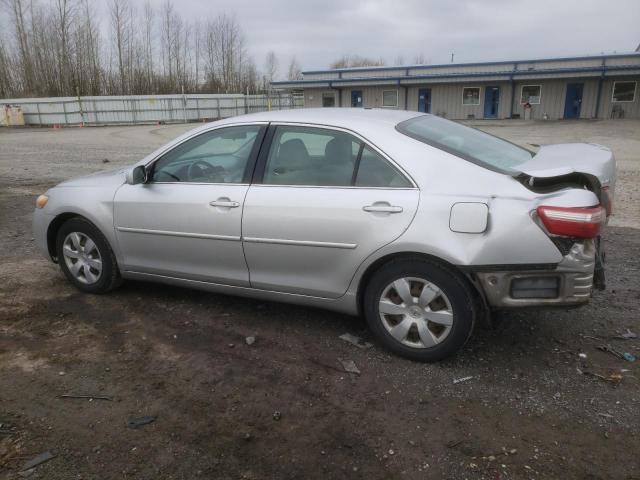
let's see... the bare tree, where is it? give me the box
[108,0,133,93]
[74,0,102,95]
[142,0,154,92]
[413,52,427,64]
[264,50,278,86]
[0,0,261,98]
[202,12,246,93]
[53,0,75,94]
[4,0,36,94]
[330,55,385,69]
[192,19,201,91]
[287,55,302,81]
[0,29,14,98]
[159,0,176,90]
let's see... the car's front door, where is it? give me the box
[242,125,420,298]
[113,124,266,286]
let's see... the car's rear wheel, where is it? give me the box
[363,258,476,362]
[56,217,121,293]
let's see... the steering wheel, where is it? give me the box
[187,160,223,181]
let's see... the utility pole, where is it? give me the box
[450,52,455,63]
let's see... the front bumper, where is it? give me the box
[475,239,598,308]
[33,208,54,259]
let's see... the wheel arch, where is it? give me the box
[355,251,487,321]
[47,212,104,261]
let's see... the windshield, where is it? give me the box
[396,115,533,173]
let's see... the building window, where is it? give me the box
[382,90,398,107]
[462,87,480,105]
[612,81,636,102]
[521,85,541,104]
[322,93,335,107]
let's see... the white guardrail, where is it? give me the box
[0,93,304,126]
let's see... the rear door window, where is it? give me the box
[263,126,359,186]
[262,125,413,188]
[355,146,412,188]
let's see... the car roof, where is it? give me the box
[216,107,424,130]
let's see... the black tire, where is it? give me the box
[56,217,122,294]
[363,258,477,362]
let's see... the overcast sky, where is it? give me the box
[172,0,640,73]
[1,0,638,75]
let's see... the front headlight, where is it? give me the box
[36,194,49,209]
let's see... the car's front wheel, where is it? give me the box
[56,217,121,293]
[363,258,476,362]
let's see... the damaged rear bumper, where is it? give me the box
[474,239,601,308]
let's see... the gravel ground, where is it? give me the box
[0,119,639,479]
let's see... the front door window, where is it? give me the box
[150,125,261,184]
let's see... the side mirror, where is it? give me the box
[126,165,148,185]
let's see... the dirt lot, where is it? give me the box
[1,119,639,479]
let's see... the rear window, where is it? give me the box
[396,115,533,173]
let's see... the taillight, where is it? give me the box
[536,205,606,239]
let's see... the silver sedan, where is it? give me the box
[33,109,616,361]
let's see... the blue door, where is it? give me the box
[351,90,363,107]
[483,86,500,118]
[418,88,431,113]
[564,83,583,119]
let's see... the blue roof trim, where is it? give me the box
[300,52,640,75]
[271,64,640,87]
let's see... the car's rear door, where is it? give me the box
[242,124,419,298]
[113,124,266,286]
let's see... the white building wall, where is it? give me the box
[598,77,640,118]
[300,73,640,119]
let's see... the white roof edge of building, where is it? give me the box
[299,51,640,75]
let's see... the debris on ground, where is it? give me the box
[619,329,637,340]
[339,333,373,350]
[597,344,635,361]
[597,413,614,419]
[102,158,110,163]
[245,336,256,346]
[577,368,624,385]
[272,411,281,421]
[308,357,345,373]
[474,448,518,461]
[59,394,112,401]
[339,359,361,375]
[578,353,588,359]
[127,416,157,429]
[453,376,473,384]
[21,451,56,472]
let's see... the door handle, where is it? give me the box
[363,204,403,213]
[209,199,240,208]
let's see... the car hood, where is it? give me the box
[56,167,128,188]
[517,143,616,187]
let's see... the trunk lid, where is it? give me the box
[517,143,616,215]
[518,143,616,188]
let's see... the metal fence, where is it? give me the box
[0,93,304,126]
